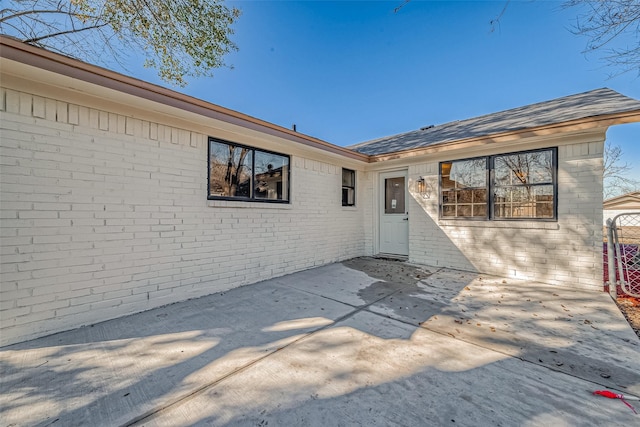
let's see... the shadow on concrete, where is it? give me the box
[1,258,638,426]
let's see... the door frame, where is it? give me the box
[377,169,409,256]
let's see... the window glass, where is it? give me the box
[254,151,289,201]
[209,141,253,198]
[384,177,405,214]
[342,168,355,206]
[208,138,289,203]
[443,158,486,189]
[440,159,487,218]
[494,151,553,186]
[493,150,555,219]
[494,185,554,219]
[342,169,355,187]
[440,148,556,220]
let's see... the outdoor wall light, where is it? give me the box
[416,177,431,199]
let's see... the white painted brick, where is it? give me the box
[0,307,31,322]
[3,85,598,347]
[4,89,20,113]
[0,88,6,112]
[32,96,46,118]
[407,141,604,289]
[78,106,90,127]
[18,93,32,116]
[56,304,92,317]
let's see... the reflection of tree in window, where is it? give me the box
[209,141,252,198]
[209,138,290,202]
[494,151,554,218]
[440,149,556,220]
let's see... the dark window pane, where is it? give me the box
[441,162,454,189]
[473,189,487,203]
[209,140,253,198]
[342,188,355,206]
[442,189,455,203]
[342,169,355,187]
[472,204,487,217]
[254,151,289,200]
[535,202,554,218]
[342,169,355,206]
[385,177,405,214]
[457,189,473,203]
[442,205,456,217]
[457,205,471,217]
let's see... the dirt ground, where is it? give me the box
[617,296,640,338]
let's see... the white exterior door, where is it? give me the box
[379,171,409,255]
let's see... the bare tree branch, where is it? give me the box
[564,0,640,77]
[23,22,109,43]
[489,0,511,34]
[394,0,411,14]
[604,141,640,198]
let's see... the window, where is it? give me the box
[493,150,555,219]
[208,138,289,203]
[342,168,355,206]
[384,176,405,214]
[440,148,557,220]
[441,158,488,218]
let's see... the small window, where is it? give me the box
[209,138,289,203]
[439,148,557,220]
[342,168,355,206]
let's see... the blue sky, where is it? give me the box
[130,1,639,181]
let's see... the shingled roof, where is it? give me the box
[349,88,640,156]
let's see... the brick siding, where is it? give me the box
[406,137,605,288]
[0,88,367,346]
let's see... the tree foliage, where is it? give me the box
[0,0,241,86]
[565,0,640,77]
[604,141,640,198]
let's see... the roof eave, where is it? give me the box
[3,36,639,166]
[367,110,640,162]
[0,36,369,162]
[603,191,640,208]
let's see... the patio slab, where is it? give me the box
[1,257,638,426]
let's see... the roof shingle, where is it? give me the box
[349,88,640,156]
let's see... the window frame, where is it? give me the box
[342,168,356,207]
[439,147,558,221]
[207,137,290,204]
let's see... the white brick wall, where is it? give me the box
[0,81,609,347]
[0,88,367,346]
[405,136,605,289]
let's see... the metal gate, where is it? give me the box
[605,213,640,298]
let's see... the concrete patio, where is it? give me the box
[1,257,639,426]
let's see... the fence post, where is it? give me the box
[606,218,617,299]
